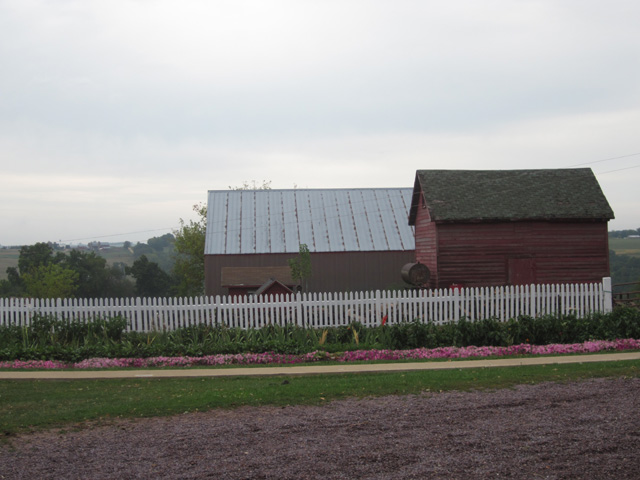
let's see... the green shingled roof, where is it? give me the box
[409,168,614,224]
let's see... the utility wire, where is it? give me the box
[567,152,640,167]
[55,151,640,244]
[597,164,640,175]
[59,228,176,243]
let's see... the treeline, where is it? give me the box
[610,250,640,291]
[0,243,134,298]
[0,224,202,299]
[609,227,640,238]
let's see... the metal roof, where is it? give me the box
[205,188,415,255]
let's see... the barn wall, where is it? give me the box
[205,251,415,296]
[432,220,610,288]
[413,194,438,287]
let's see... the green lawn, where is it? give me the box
[2,359,639,437]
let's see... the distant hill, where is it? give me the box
[0,243,175,281]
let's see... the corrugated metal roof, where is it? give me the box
[205,188,415,255]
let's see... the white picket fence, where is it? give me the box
[0,278,613,332]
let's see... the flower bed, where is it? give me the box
[1,338,639,370]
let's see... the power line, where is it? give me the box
[56,152,640,243]
[567,152,640,167]
[59,227,177,243]
[597,164,640,175]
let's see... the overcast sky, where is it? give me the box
[1,0,639,246]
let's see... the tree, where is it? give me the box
[0,267,24,297]
[147,233,175,252]
[103,264,136,298]
[289,244,312,292]
[132,242,154,258]
[18,242,56,274]
[173,182,273,297]
[57,250,106,298]
[126,255,173,297]
[1,243,135,299]
[228,180,272,190]
[173,203,207,296]
[21,263,79,298]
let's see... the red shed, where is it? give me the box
[221,266,296,298]
[408,169,614,289]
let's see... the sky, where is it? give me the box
[1,0,639,246]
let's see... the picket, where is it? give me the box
[0,278,613,331]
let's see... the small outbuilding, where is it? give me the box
[221,266,296,298]
[408,168,614,289]
[205,188,415,297]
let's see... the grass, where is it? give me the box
[1,359,639,437]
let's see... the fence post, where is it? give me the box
[602,277,613,313]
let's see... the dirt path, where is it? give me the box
[2,377,639,479]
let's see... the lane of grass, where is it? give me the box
[1,360,639,437]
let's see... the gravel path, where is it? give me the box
[2,377,639,479]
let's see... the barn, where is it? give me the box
[408,168,614,289]
[204,188,415,297]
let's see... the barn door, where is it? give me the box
[508,258,536,285]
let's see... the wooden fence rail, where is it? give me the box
[0,278,613,332]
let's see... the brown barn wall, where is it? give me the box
[205,251,415,296]
[431,221,610,288]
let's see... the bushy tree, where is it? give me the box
[18,242,55,274]
[228,180,272,190]
[132,242,154,258]
[0,267,24,297]
[289,244,312,292]
[1,242,135,299]
[172,182,272,297]
[58,250,108,298]
[173,203,207,296]
[126,255,174,297]
[147,233,175,252]
[22,263,79,298]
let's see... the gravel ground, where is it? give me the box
[2,377,639,479]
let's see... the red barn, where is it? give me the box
[408,168,614,289]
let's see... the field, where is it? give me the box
[0,248,19,280]
[609,236,640,257]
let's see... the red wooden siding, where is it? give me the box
[413,194,438,287]
[429,221,610,288]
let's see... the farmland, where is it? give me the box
[609,236,640,257]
